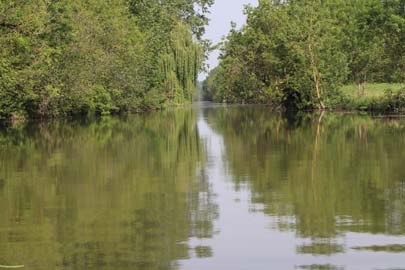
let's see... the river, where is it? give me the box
[1,104,405,270]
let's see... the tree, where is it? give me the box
[0,0,213,119]
[204,0,403,110]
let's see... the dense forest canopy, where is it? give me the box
[0,0,213,120]
[203,0,405,110]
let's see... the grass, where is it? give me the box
[340,83,405,98]
[333,83,405,112]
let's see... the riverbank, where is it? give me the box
[2,82,404,127]
[201,82,405,114]
[335,83,405,113]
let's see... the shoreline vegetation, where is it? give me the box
[338,83,405,112]
[0,0,213,121]
[1,1,404,123]
[203,0,405,113]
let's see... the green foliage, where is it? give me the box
[202,66,225,102]
[369,88,405,112]
[0,0,212,119]
[340,83,405,98]
[204,0,405,110]
[336,86,405,112]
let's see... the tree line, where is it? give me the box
[203,0,405,110]
[0,0,213,120]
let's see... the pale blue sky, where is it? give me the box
[200,0,257,80]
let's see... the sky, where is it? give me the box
[199,0,258,80]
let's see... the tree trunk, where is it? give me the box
[308,43,326,110]
[357,79,365,97]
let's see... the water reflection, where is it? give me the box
[0,110,217,270]
[203,106,405,268]
[352,244,405,253]
[1,105,405,270]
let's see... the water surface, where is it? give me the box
[1,105,405,270]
